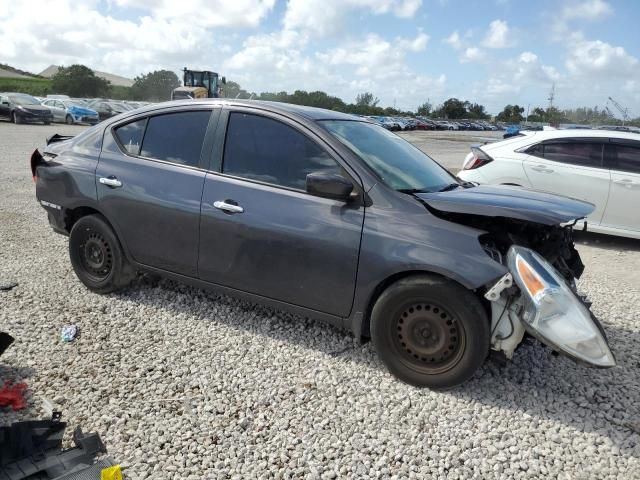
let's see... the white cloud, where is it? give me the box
[561,0,612,21]
[518,51,537,63]
[460,47,485,63]
[397,32,430,52]
[0,0,274,77]
[565,39,639,78]
[113,0,276,28]
[482,19,511,48]
[224,30,443,109]
[444,31,462,50]
[283,0,422,36]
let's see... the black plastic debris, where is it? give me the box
[0,282,18,292]
[0,332,14,357]
[0,412,116,480]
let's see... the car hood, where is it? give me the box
[69,106,98,115]
[415,185,594,225]
[21,105,51,113]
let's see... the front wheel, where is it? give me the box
[69,214,136,293]
[65,114,73,125]
[371,274,490,389]
[12,112,21,124]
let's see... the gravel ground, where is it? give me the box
[1,122,639,479]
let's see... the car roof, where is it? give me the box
[484,128,640,151]
[121,98,363,122]
[516,128,639,141]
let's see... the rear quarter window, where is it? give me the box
[114,118,147,155]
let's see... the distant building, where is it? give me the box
[39,65,134,87]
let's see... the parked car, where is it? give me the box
[31,100,615,388]
[41,99,99,125]
[0,92,53,124]
[458,129,640,239]
[46,94,71,100]
[89,100,118,120]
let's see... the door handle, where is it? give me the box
[613,178,634,188]
[99,176,122,188]
[531,165,553,173]
[213,200,244,214]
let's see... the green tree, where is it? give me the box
[51,64,110,97]
[222,80,253,99]
[131,70,181,101]
[467,102,489,119]
[527,107,546,122]
[355,92,380,108]
[440,98,467,119]
[416,101,432,116]
[496,104,525,123]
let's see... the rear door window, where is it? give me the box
[114,118,147,155]
[611,144,640,174]
[140,111,211,167]
[222,112,343,190]
[542,142,603,168]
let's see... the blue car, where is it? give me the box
[41,99,100,125]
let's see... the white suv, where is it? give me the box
[458,129,640,239]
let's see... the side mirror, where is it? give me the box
[306,172,353,201]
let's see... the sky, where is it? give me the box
[0,0,638,115]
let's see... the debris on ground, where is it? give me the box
[0,281,18,291]
[61,325,78,343]
[0,332,14,356]
[0,412,119,479]
[0,381,27,411]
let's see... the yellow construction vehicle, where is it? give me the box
[171,68,226,100]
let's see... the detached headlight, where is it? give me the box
[507,246,615,367]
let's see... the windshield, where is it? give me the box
[321,120,456,192]
[62,101,84,108]
[9,94,40,106]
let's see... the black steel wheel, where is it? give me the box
[371,274,490,389]
[69,214,135,293]
[394,301,465,375]
[78,231,113,281]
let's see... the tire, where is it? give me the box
[12,112,21,124]
[69,214,136,293]
[370,274,490,389]
[65,114,73,125]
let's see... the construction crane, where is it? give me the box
[606,97,629,125]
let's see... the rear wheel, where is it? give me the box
[12,112,21,124]
[69,214,135,293]
[371,274,490,389]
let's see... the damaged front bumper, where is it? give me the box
[486,245,616,368]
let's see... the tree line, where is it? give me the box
[40,64,640,126]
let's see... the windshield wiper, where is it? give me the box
[397,188,432,194]
[438,183,462,192]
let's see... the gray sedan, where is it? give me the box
[30,99,615,388]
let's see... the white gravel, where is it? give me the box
[1,122,639,479]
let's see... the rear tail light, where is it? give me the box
[463,146,494,170]
[30,149,57,182]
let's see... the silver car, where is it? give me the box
[41,99,99,125]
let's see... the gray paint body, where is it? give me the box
[34,99,593,334]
